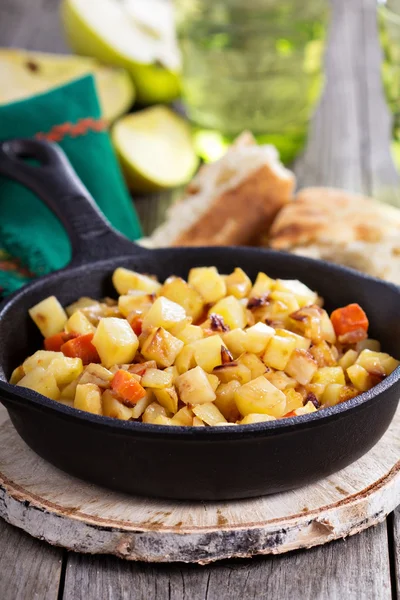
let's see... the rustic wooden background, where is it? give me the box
[0,0,399,598]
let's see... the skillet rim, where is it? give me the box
[0,245,400,439]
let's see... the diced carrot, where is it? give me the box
[330,303,369,336]
[111,369,146,406]
[127,315,143,336]
[44,332,76,352]
[284,410,297,418]
[61,333,100,364]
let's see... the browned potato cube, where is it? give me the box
[284,349,318,385]
[159,277,204,321]
[176,366,216,405]
[141,327,184,368]
[234,376,286,417]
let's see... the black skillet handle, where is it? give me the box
[0,138,147,267]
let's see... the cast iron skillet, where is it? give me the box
[0,138,399,501]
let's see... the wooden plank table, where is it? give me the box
[0,0,399,598]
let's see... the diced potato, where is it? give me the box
[152,414,179,426]
[339,349,359,370]
[214,380,241,421]
[17,367,60,400]
[176,366,216,405]
[234,376,286,417]
[275,328,311,351]
[263,335,297,370]
[47,356,83,387]
[270,291,300,315]
[193,416,206,427]
[192,403,227,425]
[309,340,337,367]
[60,377,80,401]
[321,383,344,407]
[249,272,274,297]
[141,368,173,389]
[74,383,102,415]
[59,397,74,408]
[188,267,226,304]
[224,268,252,299]
[284,349,318,385]
[131,390,154,419]
[320,310,337,344]
[265,371,297,390]
[66,297,98,317]
[190,335,226,372]
[243,322,275,354]
[312,366,345,386]
[222,328,247,358]
[118,292,154,318]
[29,296,68,338]
[65,310,95,335]
[171,406,194,426]
[168,317,193,337]
[159,277,204,321]
[142,297,186,332]
[112,267,161,295]
[92,317,139,368]
[293,401,317,416]
[9,365,25,385]
[210,296,246,330]
[347,364,375,392]
[175,344,196,374]
[141,327,184,368]
[356,350,400,376]
[356,338,381,353]
[305,383,326,401]
[142,402,168,423]
[273,279,317,307]
[153,387,178,413]
[23,350,62,373]
[237,353,267,379]
[289,306,335,344]
[213,362,252,385]
[240,413,276,424]
[206,373,220,392]
[79,363,113,388]
[283,388,304,412]
[176,324,204,345]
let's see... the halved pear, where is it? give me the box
[61,0,181,105]
[112,106,199,192]
[0,48,135,123]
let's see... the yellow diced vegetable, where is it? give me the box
[263,335,297,370]
[47,356,83,386]
[356,339,381,353]
[192,402,227,425]
[273,279,317,307]
[270,291,300,315]
[283,388,304,412]
[222,328,247,358]
[141,327,184,368]
[65,310,95,335]
[210,296,246,330]
[112,267,161,295]
[142,402,167,423]
[240,413,276,424]
[171,406,194,426]
[206,373,220,392]
[339,349,359,370]
[175,344,196,374]
[74,383,102,415]
[275,328,311,351]
[190,335,226,372]
[142,296,186,331]
[309,340,338,367]
[321,383,344,407]
[92,317,139,368]
[224,268,252,299]
[213,362,252,385]
[23,350,62,373]
[284,349,318,385]
[152,414,179,426]
[356,350,400,376]
[193,416,206,427]
[347,364,375,392]
[79,363,113,388]
[249,272,274,297]
[234,376,286,417]
[29,296,68,338]
[243,322,275,354]
[265,370,297,390]
[60,377,80,401]
[153,387,178,413]
[131,390,154,419]
[141,368,173,388]
[188,266,226,304]
[9,365,25,385]
[214,380,241,421]
[17,367,60,401]
[237,353,267,379]
[118,293,154,318]
[159,277,204,321]
[176,324,204,345]
[66,297,98,317]
[312,366,345,386]
[293,401,317,416]
[176,366,216,405]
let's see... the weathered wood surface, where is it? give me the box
[394,508,400,595]
[0,404,399,563]
[0,0,399,597]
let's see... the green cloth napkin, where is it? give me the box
[0,75,142,296]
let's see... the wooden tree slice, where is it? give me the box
[0,405,399,564]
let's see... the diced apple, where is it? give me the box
[74,383,102,415]
[29,296,68,337]
[112,267,161,295]
[92,317,139,368]
[234,376,286,417]
[176,366,216,405]
[188,267,226,304]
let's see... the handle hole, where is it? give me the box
[3,140,52,167]
[10,150,44,168]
